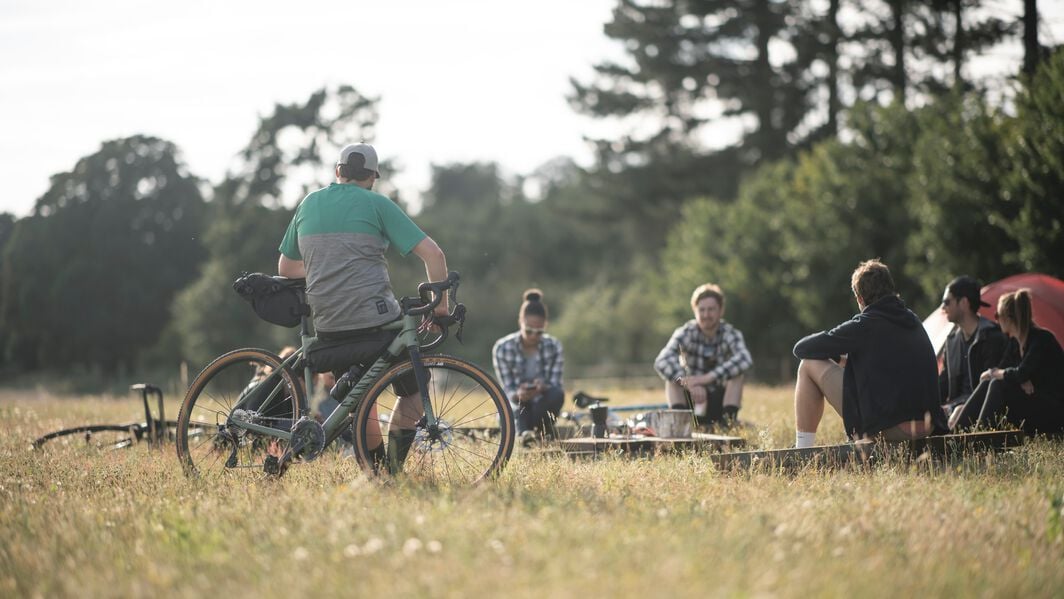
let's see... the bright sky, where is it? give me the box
[2,1,1060,218]
[0,0,620,217]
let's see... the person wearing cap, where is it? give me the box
[938,276,1006,418]
[654,283,752,430]
[278,143,449,470]
[949,288,1064,434]
[791,259,947,448]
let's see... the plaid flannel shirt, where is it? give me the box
[654,320,753,387]
[492,331,564,406]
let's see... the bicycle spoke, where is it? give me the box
[178,349,302,479]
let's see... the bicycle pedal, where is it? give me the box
[263,454,280,476]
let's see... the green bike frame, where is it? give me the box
[225,302,434,447]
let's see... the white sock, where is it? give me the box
[795,431,817,449]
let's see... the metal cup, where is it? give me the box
[590,405,609,438]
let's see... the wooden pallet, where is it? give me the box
[559,432,745,459]
[709,429,1026,470]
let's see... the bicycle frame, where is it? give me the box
[226,301,433,448]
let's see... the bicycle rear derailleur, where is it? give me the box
[263,417,325,477]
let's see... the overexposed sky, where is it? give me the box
[0,0,620,216]
[1,1,1060,218]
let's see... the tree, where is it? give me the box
[905,91,1019,297]
[1004,48,1064,276]
[0,136,206,372]
[566,0,816,256]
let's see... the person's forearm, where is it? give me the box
[412,237,448,312]
[793,331,850,360]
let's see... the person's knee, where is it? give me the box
[726,374,745,388]
[665,380,686,408]
[542,386,565,412]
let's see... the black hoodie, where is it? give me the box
[793,295,948,438]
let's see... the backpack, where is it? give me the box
[232,272,308,328]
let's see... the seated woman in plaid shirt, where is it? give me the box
[654,283,753,429]
[492,289,565,446]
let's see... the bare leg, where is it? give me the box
[723,375,745,409]
[794,359,844,433]
[365,404,382,448]
[665,380,688,409]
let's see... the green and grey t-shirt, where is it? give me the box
[278,183,426,332]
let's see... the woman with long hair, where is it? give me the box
[491,289,565,446]
[949,289,1064,435]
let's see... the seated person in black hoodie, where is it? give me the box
[938,276,1006,417]
[949,289,1064,435]
[792,259,947,448]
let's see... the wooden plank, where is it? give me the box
[559,433,745,459]
[709,429,1025,471]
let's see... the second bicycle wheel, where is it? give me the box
[176,348,306,478]
[351,355,514,486]
[33,425,140,450]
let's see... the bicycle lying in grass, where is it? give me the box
[34,384,208,450]
[175,272,515,486]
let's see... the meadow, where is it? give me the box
[2,384,1063,598]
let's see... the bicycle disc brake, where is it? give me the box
[289,417,325,462]
[414,418,454,453]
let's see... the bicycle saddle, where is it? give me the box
[573,391,609,409]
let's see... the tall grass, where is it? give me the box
[2,386,1062,597]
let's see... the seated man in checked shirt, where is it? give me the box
[654,283,753,429]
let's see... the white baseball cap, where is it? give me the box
[337,143,381,176]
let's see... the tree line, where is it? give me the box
[1,0,1061,389]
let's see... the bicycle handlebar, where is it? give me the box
[402,271,460,316]
[399,271,466,351]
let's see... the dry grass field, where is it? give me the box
[2,384,1063,598]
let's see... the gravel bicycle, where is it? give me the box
[175,272,514,486]
[34,384,208,450]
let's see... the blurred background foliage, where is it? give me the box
[1,1,1062,390]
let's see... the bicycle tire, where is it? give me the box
[33,424,140,450]
[351,354,514,486]
[159,419,211,444]
[176,348,306,478]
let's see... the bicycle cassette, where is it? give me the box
[289,417,325,462]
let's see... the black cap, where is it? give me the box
[947,276,991,310]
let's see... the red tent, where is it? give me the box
[923,273,1064,356]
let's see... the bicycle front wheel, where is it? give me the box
[176,348,306,478]
[33,425,140,450]
[352,355,514,486]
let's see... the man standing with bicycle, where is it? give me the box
[278,143,449,470]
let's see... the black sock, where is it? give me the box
[387,429,417,474]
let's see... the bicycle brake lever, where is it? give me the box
[452,304,466,343]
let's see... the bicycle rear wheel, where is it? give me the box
[33,425,141,450]
[176,348,306,478]
[351,355,514,486]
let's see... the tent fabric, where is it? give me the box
[923,273,1064,356]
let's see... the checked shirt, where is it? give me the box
[492,331,564,406]
[654,320,753,387]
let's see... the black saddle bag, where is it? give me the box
[233,272,308,328]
